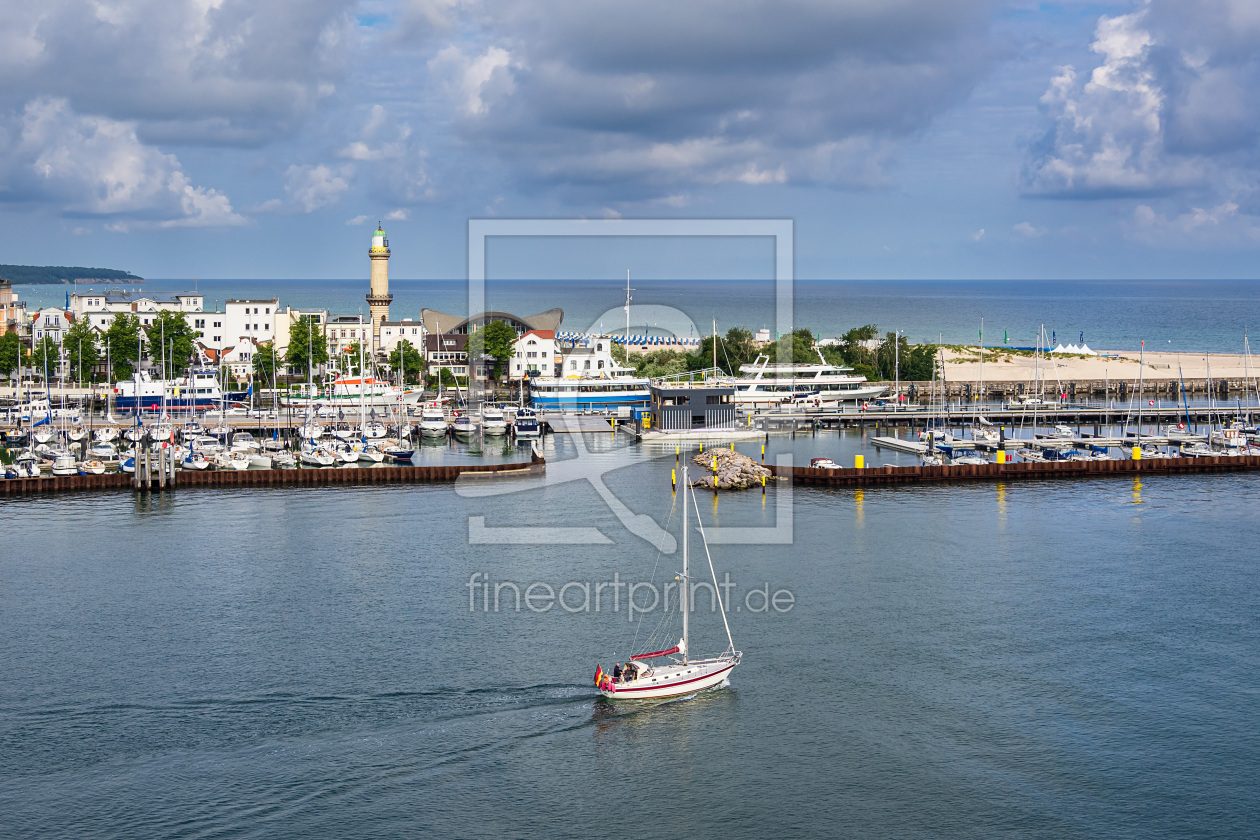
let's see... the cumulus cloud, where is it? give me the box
[0,1,355,147]
[1023,0,1260,198]
[0,98,244,227]
[1130,201,1260,246]
[410,0,995,199]
[339,104,435,204]
[284,164,353,213]
[1013,221,1047,237]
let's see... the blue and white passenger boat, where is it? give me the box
[113,368,246,411]
[528,374,651,412]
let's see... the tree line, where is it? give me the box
[613,325,937,382]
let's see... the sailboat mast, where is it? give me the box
[625,270,631,343]
[681,463,689,665]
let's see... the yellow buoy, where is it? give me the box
[1132,445,1142,461]
[855,454,865,469]
[996,450,1006,465]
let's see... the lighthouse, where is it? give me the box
[366,222,392,349]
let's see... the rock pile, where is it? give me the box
[689,449,772,490]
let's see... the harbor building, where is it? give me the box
[647,382,738,431]
[0,278,28,336]
[71,288,205,331]
[419,308,563,337]
[366,224,392,350]
[511,330,559,379]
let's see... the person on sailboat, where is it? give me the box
[612,663,622,683]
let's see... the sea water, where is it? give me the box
[2,431,1258,838]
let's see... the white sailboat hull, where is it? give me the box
[599,658,736,700]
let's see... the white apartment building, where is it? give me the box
[71,289,204,332]
[31,308,70,344]
[510,329,559,379]
[378,319,426,355]
[557,335,632,377]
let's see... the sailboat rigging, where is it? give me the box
[594,465,741,700]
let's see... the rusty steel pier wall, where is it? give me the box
[769,454,1260,487]
[1,452,545,497]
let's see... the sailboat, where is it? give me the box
[594,465,741,700]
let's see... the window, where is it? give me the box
[598,360,604,369]
[264,323,269,330]
[265,307,270,315]
[253,307,259,314]
[214,321,221,328]
[195,319,205,329]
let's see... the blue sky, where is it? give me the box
[2,1,1259,281]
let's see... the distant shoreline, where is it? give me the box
[1,265,143,285]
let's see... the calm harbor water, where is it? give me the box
[2,431,1259,838]
[19,278,1260,353]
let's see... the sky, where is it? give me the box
[2,0,1260,281]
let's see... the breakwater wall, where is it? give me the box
[1,452,545,497]
[768,454,1260,487]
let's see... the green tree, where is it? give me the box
[388,339,423,384]
[481,318,521,377]
[144,311,198,376]
[427,367,467,389]
[31,335,60,380]
[285,315,329,379]
[0,331,28,382]
[64,317,101,384]
[697,326,759,375]
[252,341,279,386]
[104,313,141,381]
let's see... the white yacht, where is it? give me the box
[727,352,887,406]
[418,403,449,437]
[481,404,509,435]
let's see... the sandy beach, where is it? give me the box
[940,347,1258,384]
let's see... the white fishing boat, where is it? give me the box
[419,403,448,436]
[481,404,509,435]
[596,465,741,700]
[1049,424,1075,440]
